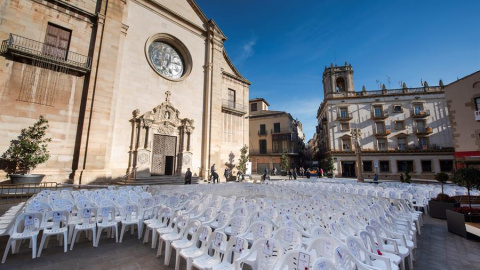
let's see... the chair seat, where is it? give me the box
[172,239,193,249]
[193,255,221,268]
[180,247,204,258]
[162,232,181,241]
[44,227,68,234]
[12,231,39,238]
[157,227,174,235]
[372,259,400,270]
[75,224,96,230]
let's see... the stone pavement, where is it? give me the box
[0,207,479,270]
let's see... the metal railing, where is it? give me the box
[337,111,353,121]
[0,182,58,205]
[221,99,247,114]
[411,109,431,117]
[258,130,267,136]
[1,33,91,71]
[371,110,389,119]
[271,128,293,134]
[327,86,443,98]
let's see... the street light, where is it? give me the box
[351,127,364,182]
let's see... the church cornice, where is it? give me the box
[222,50,251,85]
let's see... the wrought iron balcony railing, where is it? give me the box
[1,34,91,72]
[221,99,247,115]
[271,128,294,134]
[336,112,353,121]
[410,109,431,118]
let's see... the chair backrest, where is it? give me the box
[196,225,213,251]
[222,236,249,266]
[334,245,375,270]
[273,227,302,254]
[97,206,117,225]
[312,257,338,270]
[307,236,341,259]
[275,249,316,270]
[208,231,227,260]
[122,204,139,223]
[76,207,97,226]
[249,221,273,239]
[255,238,284,270]
[44,210,69,231]
[346,236,375,267]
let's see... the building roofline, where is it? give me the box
[445,70,480,86]
[249,98,270,106]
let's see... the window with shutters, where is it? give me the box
[43,23,71,60]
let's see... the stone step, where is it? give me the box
[119,176,200,186]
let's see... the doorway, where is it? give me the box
[151,134,177,175]
[342,161,356,177]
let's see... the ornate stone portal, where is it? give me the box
[129,91,194,178]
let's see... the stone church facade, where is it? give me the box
[0,0,250,184]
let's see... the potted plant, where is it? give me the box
[447,167,480,238]
[236,145,249,181]
[280,152,289,176]
[1,116,51,184]
[325,155,336,178]
[428,172,459,219]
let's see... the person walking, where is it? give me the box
[264,167,269,180]
[320,168,324,178]
[184,168,192,184]
[293,168,297,180]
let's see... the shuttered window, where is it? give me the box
[43,23,71,60]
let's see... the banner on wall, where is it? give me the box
[246,162,252,175]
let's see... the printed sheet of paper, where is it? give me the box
[263,239,274,256]
[200,227,209,241]
[24,215,34,226]
[284,228,294,242]
[53,211,62,222]
[235,238,244,253]
[83,209,91,218]
[297,252,310,270]
[214,232,223,247]
[257,224,265,237]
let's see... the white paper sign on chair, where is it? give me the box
[66,205,73,213]
[235,238,244,253]
[24,215,34,226]
[200,227,208,241]
[297,252,310,270]
[263,238,274,256]
[53,212,62,222]
[257,225,265,237]
[102,208,110,218]
[285,228,294,242]
[126,206,134,215]
[214,232,222,247]
[83,209,91,219]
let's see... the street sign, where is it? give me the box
[374,161,379,168]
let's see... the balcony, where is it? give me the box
[1,33,91,73]
[371,110,389,120]
[414,127,433,135]
[336,112,353,121]
[411,109,430,118]
[258,130,267,136]
[374,129,391,137]
[271,128,293,134]
[249,149,300,155]
[221,99,247,115]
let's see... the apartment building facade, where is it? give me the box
[316,64,454,180]
[249,98,306,174]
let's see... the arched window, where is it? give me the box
[336,77,346,92]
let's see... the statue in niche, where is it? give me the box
[165,111,170,119]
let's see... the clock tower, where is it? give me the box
[322,62,355,97]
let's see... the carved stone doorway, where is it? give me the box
[151,134,177,175]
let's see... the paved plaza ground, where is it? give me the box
[0,189,479,270]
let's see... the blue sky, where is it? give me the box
[195,0,480,141]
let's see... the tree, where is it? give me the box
[404,165,411,183]
[451,167,480,211]
[280,152,289,171]
[236,145,249,173]
[325,155,335,173]
[1,116,51,174]
[434,172,450,195]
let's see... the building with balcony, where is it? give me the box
[444,71,480,169]
[315,63,454,180]
[249,98,306,174]
[0,0,250,183]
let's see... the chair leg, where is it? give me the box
[163,241,171,265]
[70,230,78,250]
[119,224,126,243]
[186,257,192,270]
[115,225,119,243]
[63,232,68,253]
[92,228,97,247]
[96,227,103,247]
[31,236,37,259]
[37,234,47,257]
[175,251,181,270]
[151,230,158,249]
[143,227,150,243]
[2,238,12,263]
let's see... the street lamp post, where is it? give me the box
[351,127,364,182]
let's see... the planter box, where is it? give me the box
[428,200,459,219]
[281,171,287,176]
[446,210,480,239]
[9,174,45,184]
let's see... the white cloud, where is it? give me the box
[235,35,257,65]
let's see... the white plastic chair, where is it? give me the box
[70,207,97,250]
[2,212,43,263]
[143,207,170,248]
[273,249,316,270]
[96,206,119,246]
[192,231,227,269]
[312,257,338,270]
[334,245,381,270]
[176,225,212,270]
[157,214,189,255]
[346,236,398,270]
[119,204,141,242]
[236,221,273,244]
[235,238,284,270]
[211,236,249,270]
[161,219,200,266]
[307,236,341,259]
[37,210,69,257]
[170,221,203,267]
[273,227,303,254]
[358,230,401,267]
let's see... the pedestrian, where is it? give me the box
[273,167,277,176]
[288,169,292,180]
[320,168,324,178]
[374,174,379,182]
[237,170,242,182]
[264,167,269,180]
[210,164,216,182]
[293,168,297,180]
[400,174,404,182]
[224,167,230,182]
[184,168,192,184]
[300,167,304,176]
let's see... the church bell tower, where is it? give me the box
[322,62,355,97]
